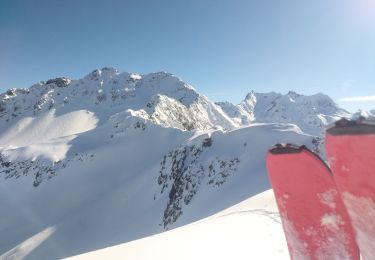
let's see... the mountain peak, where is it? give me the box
[84,67,119,81]
[45,77,72,88]
[0,68,239,132]
[287,90,301,100]
[245,90,256,100]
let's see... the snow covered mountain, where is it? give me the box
[216,90,350,136]
[0,68,235,134]
[0,68,350,259]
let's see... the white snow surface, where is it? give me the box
[0,68,354,259]
[0,122,313,259]
[67,190,289,260]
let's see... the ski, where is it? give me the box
[326,118,375,260]
[266,144,359,260]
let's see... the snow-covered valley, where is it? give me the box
[0,68,351,259]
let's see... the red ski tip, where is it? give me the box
[327,117,375,136]
[267,145,359,259]
[269,143,304,154]
[326,117,375,259]
[269,144,332,173]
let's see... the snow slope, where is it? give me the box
[0,109,97,156]
[68,190,289,260]
[0,122,314,259]
[0,68,350,259]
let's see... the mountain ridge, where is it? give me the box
[1,67,348,135]
[216,90,350,136]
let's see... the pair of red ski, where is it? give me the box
[267,118,375,260]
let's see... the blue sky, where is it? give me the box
[0,0,374,112]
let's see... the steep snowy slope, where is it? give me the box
[217,90,350,136]
[0,121,315,259]
[68,190,288,260]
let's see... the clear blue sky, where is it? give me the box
[0,0,374,111]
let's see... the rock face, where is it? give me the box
[157,137,242,228]
[0,68,351,259]
[45,77,72,88]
